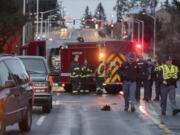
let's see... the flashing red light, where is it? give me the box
[136,44,142,49]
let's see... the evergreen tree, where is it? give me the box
[164,0,170,9]
[82,6,94,28]
[0,0,26,52]
[173,0,180,11]
[113,0,129,22]
[94,2,106,21]
[150,0,158,15]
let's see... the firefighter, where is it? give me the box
[96,60,107,95]
[70,55,81,94]
[159,55,180,116]
[80,59,92,93]
[136,55,149,102]
[119,53,138,112]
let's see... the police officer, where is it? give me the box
[80,59,92,93]
[153,60,161,101]
[146,58,154,100]
[96,60,107,95]
[119,53,138,112]
[136,55,149,102]
[159,55,180,116]
[70,55,81,94]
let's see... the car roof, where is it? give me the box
[17,55,46,60]
[0,54,20,61]
[17,56,49,73]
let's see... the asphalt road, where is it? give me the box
[5,86,180,135]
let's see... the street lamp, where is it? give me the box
[36,0,39,38]
[143,12,156,59]
[44,14,59,39]
[135,19,144,56]
[22,0,26,54]
[40,8,59,38]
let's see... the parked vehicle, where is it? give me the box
[0,55,33,135]
[18,56,52,113]
[60,40,134,94]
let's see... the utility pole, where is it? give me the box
[36,0,39,38]
[22,0,26,55]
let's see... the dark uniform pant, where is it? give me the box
[71,78,81,92]
[155,80,161,100]
[136,80,149,101]
[96,77,104,90]
[160,85,177,113]
[81,77,89,91]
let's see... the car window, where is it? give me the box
[4,59,29,85]
[20,58,47,74]
[0,62,13,86]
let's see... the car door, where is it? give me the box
[4,59,31,114]
[0,61,19,124]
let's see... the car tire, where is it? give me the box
[42,105,51,113]
[0,117,6,135]
[19,105,32,132]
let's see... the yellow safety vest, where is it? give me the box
[161,64,178,80]
[97,63,105,77]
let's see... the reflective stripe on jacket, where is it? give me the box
[70,63,81,78]
[81,65,92,78]
[161,64,178,80]
[97,62,105,78]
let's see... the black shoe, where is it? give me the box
[161,112,166,116]
[136,100,140,103]
[131,107,136,112]
[143,98,149,101]
[172,109,180,116]
[124,108,128,112]
[101,105,111,111]
[96,90,103,95]
[153,98,159,101]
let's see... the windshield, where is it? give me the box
[20,58,47,75]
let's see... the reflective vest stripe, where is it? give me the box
[162,65,178,80]
[97,63,105,77]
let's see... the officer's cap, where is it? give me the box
[126,53,135,61]
[165,55,172,61]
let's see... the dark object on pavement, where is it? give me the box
[172,109,180,116]
[101,105,111,111]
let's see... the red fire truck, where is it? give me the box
[60,40,135,94]
[21,40,46,56]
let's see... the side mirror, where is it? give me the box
[5,80,16,88]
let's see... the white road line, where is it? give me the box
[137,104,175,135]
[36,116,46,126]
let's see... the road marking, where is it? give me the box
[137,103,175,135]
[36,116,46,126]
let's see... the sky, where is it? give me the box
[59,0,169,27]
